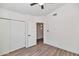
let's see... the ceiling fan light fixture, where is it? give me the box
[30,3,44,9]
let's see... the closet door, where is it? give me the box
[0,19,10,55]
[10,20,25,52]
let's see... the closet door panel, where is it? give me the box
[0,19,10,55]
[10,20,25,52]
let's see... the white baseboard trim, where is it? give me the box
[44,42,79,55]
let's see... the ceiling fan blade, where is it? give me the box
[30,3,38,6]
[41,5,44,9]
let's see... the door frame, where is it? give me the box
[27,21,46,47]
[36,22,44,44]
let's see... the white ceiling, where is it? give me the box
[0,3,65,16]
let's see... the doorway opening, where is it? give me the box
[36,23,44,45]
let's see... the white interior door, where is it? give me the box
[10,20,25,52]
[27,22,36,47]
[0,19,10,55]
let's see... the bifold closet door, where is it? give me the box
[10,20,25,52]
[0,19,10,55]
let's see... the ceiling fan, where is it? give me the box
[30,3,44,9]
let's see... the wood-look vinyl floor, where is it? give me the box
[4,39,79,56]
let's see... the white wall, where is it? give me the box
[45,4,79,54]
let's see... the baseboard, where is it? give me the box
[1,46,25,56]
[0,51,9,56]
[44,42,79,55]
[9,46,25,53]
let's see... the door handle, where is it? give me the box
[28,35,31,36]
